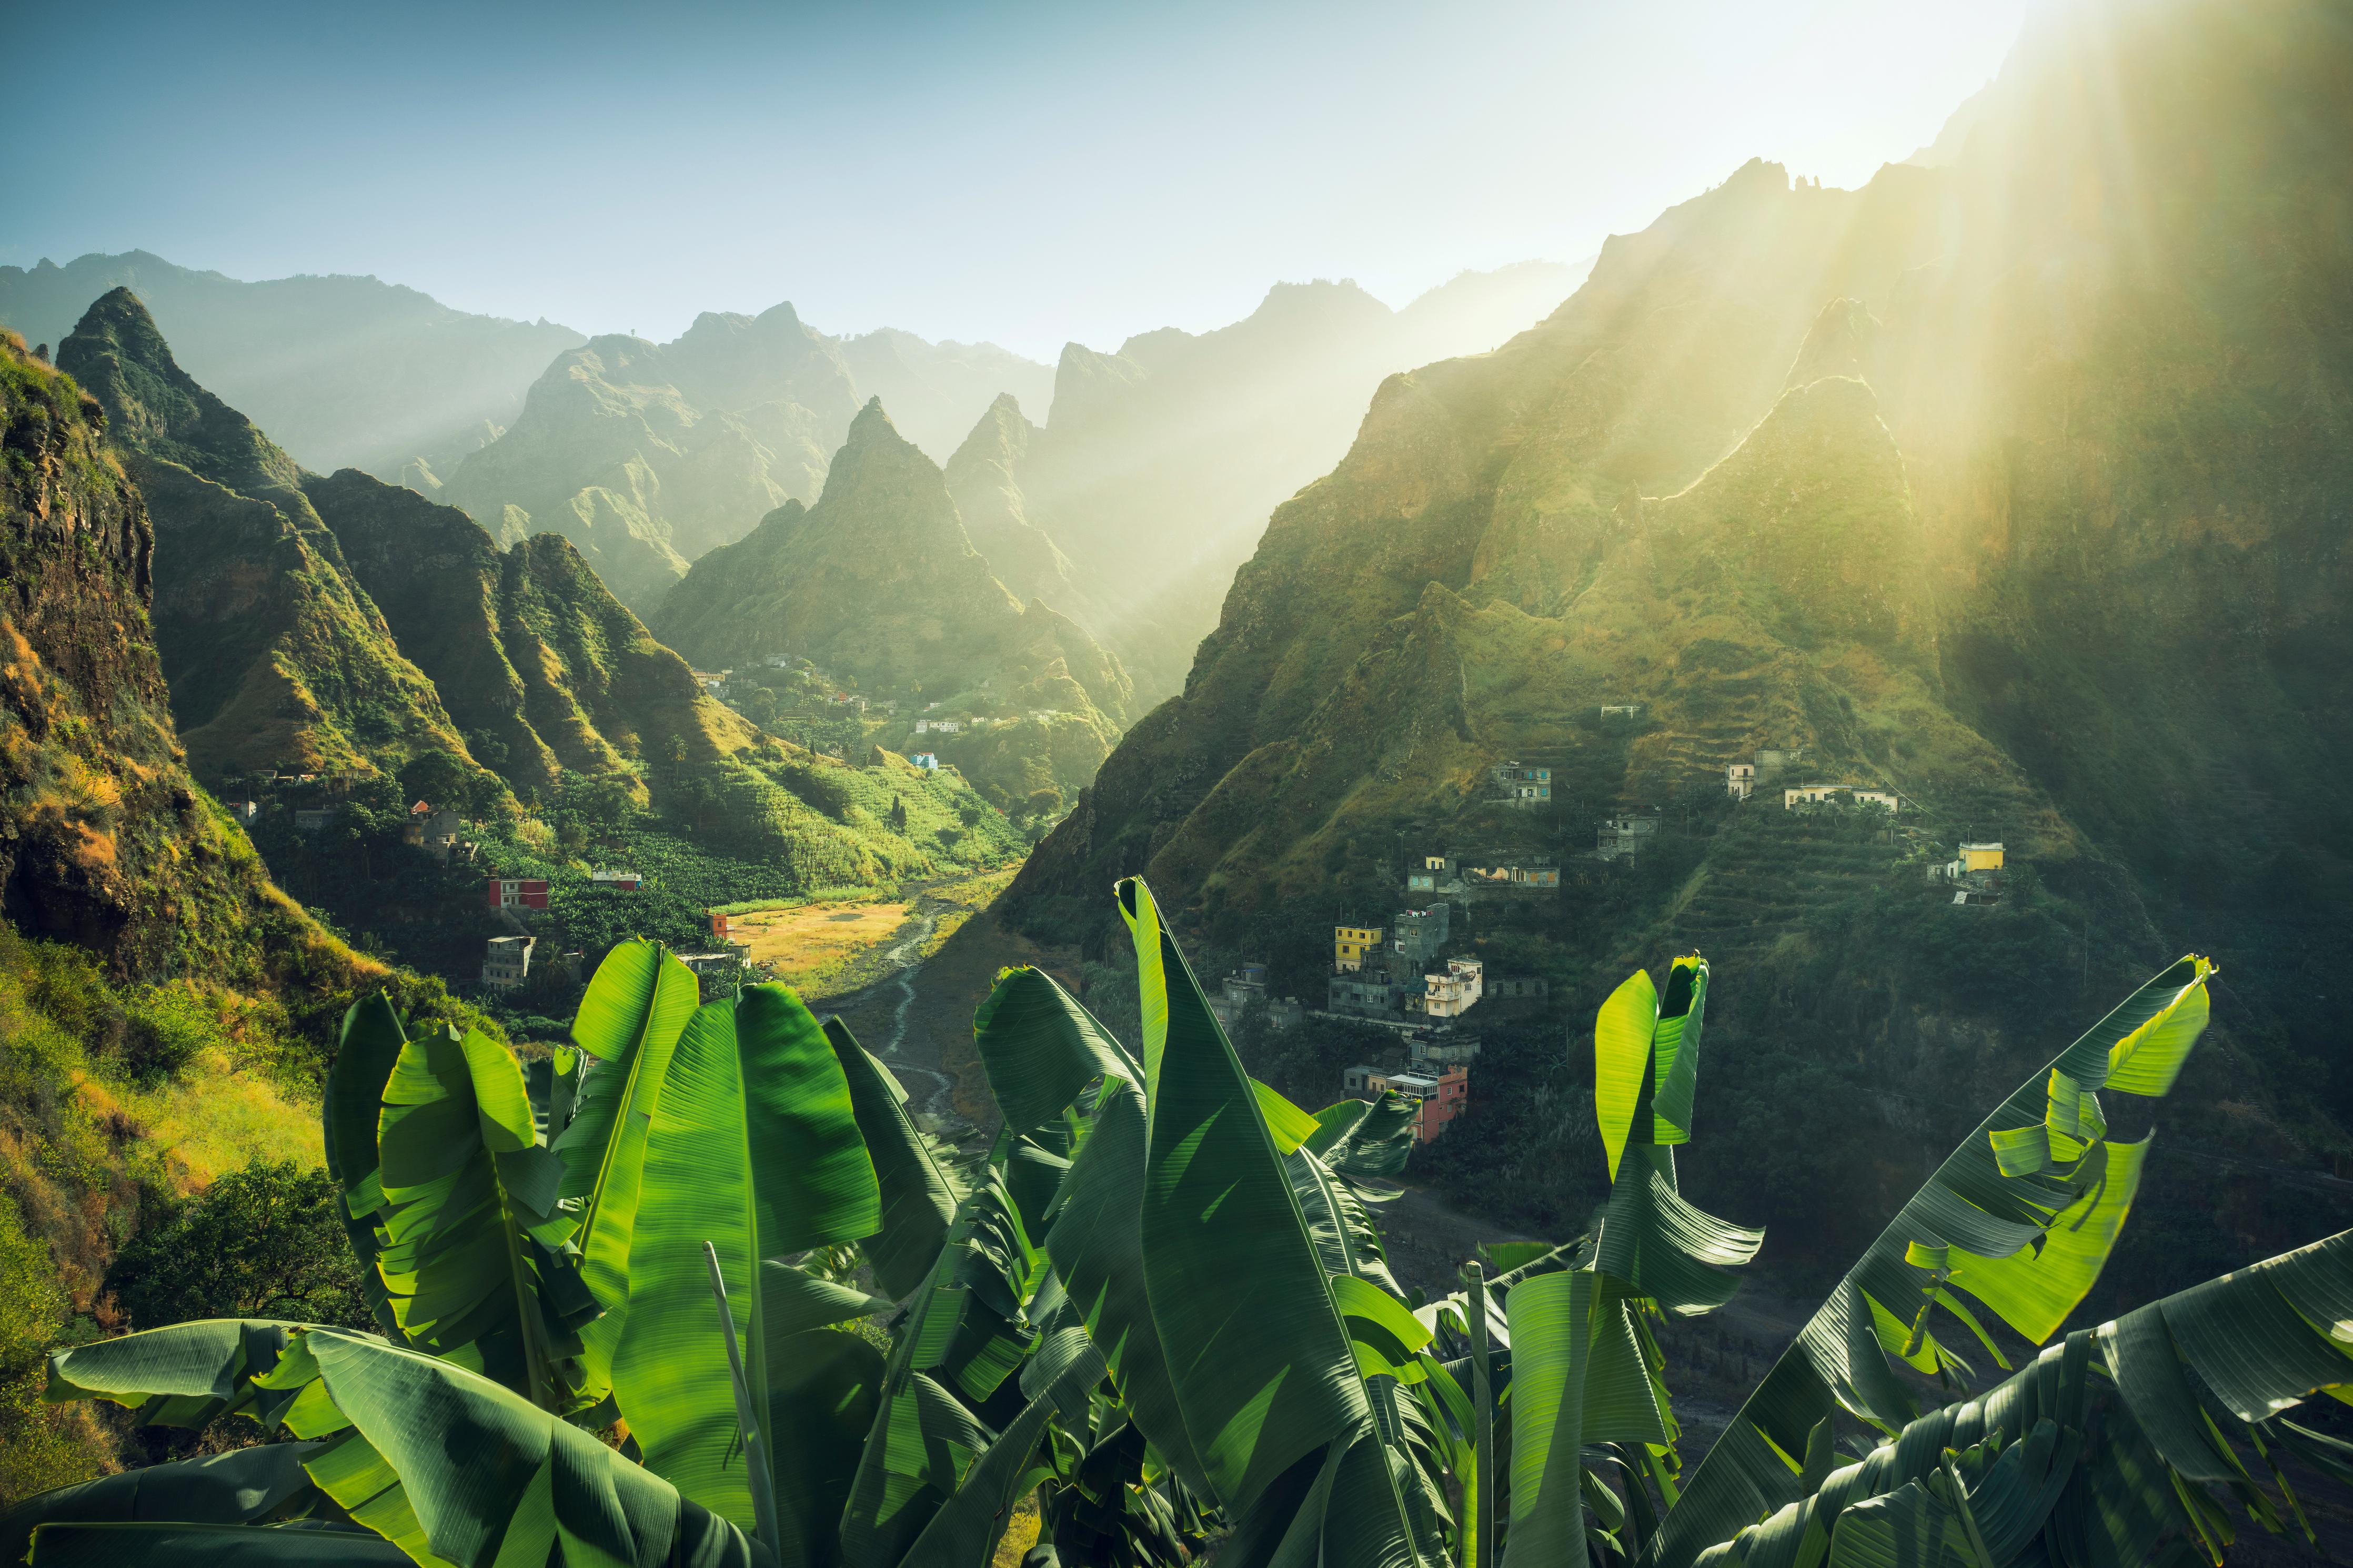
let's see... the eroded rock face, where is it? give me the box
[1014,0,2353,956]
[0,332,356,979]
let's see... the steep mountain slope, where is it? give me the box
[430,309,857,611]
[1020,0,2353,1166]
[302,470,763,801]
[56,290,486,786]
[0,328,484,1496]
[942,393,1091,619]
[0,250,580,474]
[1002,261,1592,697]
[652,401,1133,804]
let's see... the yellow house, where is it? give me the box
[1959,841,2005,873]
[1334,925,1384,973]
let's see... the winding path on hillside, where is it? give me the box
[820,908,959,1125]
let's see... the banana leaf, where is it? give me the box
[366,1021,594,1409]
[325,997,408,1341]
[25,1522,410,1565]
[552,938,702,1399]
[33,1322,756,1568]
[1696,1229,2353,1567]
[1648,956,2215,1568]
[1039,1076,1213,1498]
[43,1318,307,1431]
[1117,876,1422,1559]
[0,1442,330,1563]
[607,984,883,1535]
[971,965,1140,1134]
[822,1017,959,1300]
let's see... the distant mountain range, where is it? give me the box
[0,251,584,477]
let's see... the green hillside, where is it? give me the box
[0,329,483,1498]
[1019,0,2353,1267]
[652,400,1134,808]
[56,289,491,788]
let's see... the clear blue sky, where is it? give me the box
[4,0,2032,359]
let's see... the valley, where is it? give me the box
[4,1,2352,1560]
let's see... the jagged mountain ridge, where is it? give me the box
[0,250,581,476]
[58,289,761,798]
[1018,0,2353,1075]
[422,304,1065,615]
[651,399,1134,804]
[999,261,1594,698]
[57,289,485,785]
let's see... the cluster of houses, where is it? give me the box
[1407,852,1562,897]
[1321,904,1519,1035]
[1206,962,1305,1034]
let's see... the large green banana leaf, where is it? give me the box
[25,1522,410,1565]
[608,984,882,1535]
[366,1019,596,1409]
[970,966,1139,1135]
[552,938,702,1400]
[1117,877,1422,1560]
[1694,1228,2353,1568]
[0,1441,331,1562]
[968,958,1214,1497]
[1648,956,2217,1568]
[1497,1270,1675,1568]
[326,997,409,1341]
[43,1317,306,1432]
[1587,959,1763,1318]
[33,1321,756,1567]
[822,1016,959,1300]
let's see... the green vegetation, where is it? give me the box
[650,401,1133,811]
[56,289,495,788]
[7,881,2351,1567]
[1015,0,2353,1305]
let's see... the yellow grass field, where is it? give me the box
[727,899,917,997]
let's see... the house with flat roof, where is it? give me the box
[1784,784,1901,813]
[1334,924,1384,973]
[1490,763,1552,806]
[482,935,536,991]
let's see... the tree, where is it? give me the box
[103,1161,372,1331]
[13,902,2352,1568]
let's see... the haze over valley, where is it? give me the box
[4,2,2352,1560]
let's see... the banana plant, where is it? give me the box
[1645,955,2219,1568]
[14,887,2350,1568]
[327,997,598,1411]
[1693,1226,2353,1567]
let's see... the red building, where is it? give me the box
[487,877,549,911]
[1382,1065,1470,1143]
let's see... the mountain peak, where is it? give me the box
[844,395,903,448]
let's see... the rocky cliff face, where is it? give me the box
[1018,0,2353,1122]
[57,290,485,787]
[0,329,378,980]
